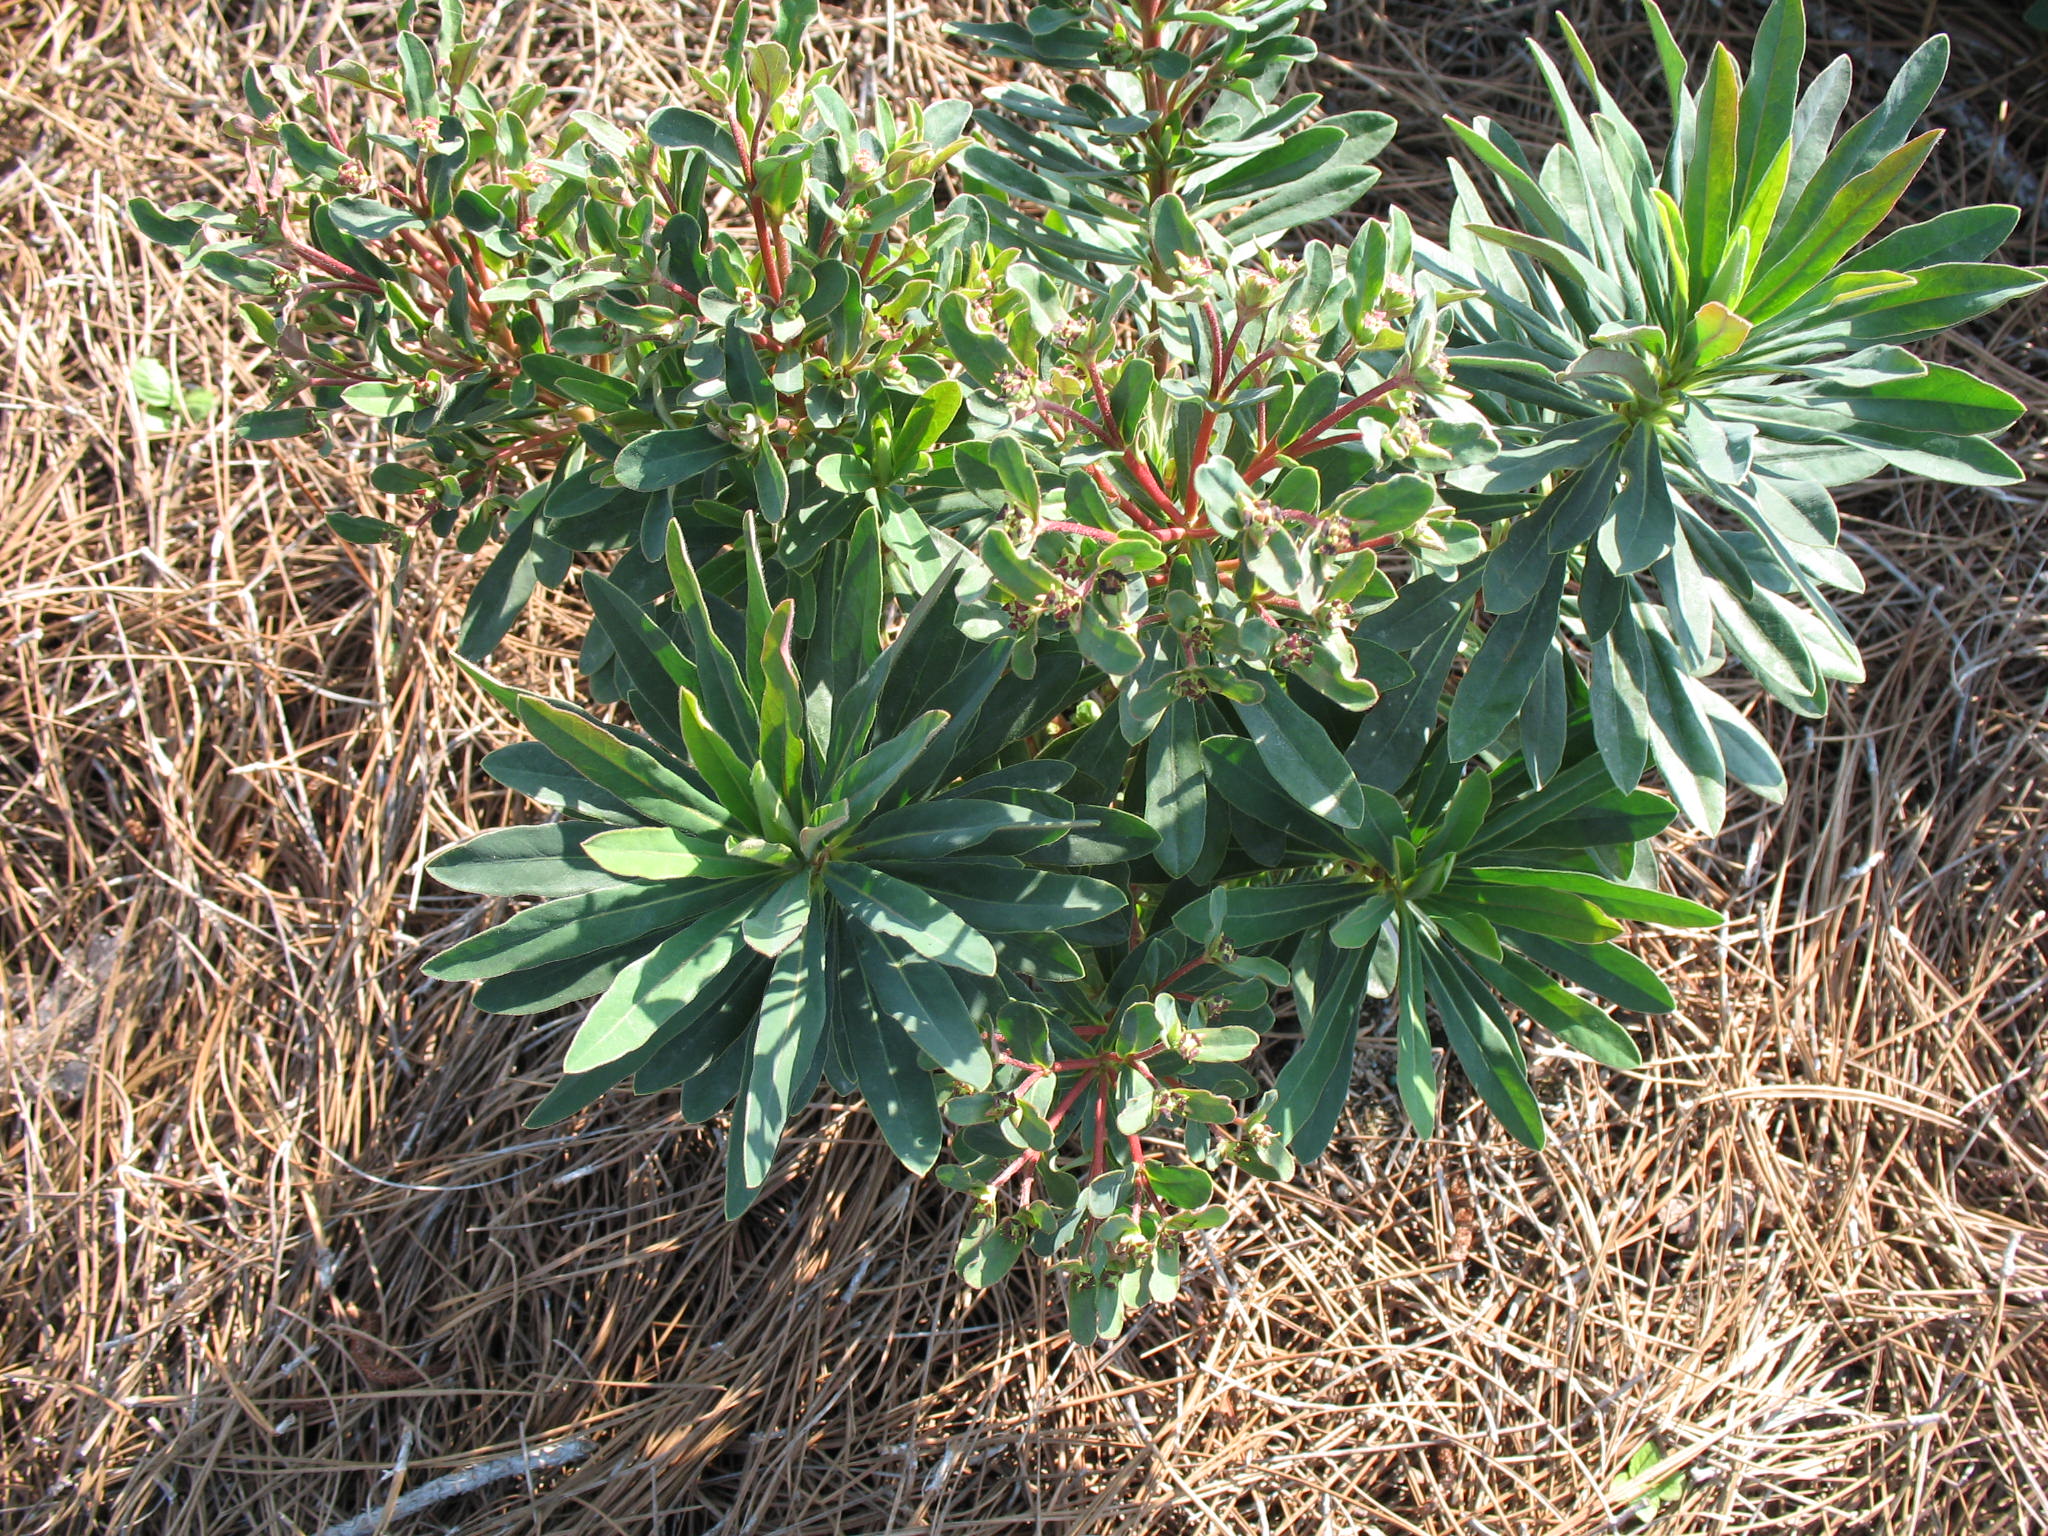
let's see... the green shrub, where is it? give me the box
[134,0,2040,1339]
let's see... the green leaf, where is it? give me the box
[1775,32,1946,245]
[851,799,1074,860]
[1747,132,1942,320]
[1447,558,1566,760]
[896,378,962,460]
[1422,943,1545,1149]
[427,823,626,898]
[563,894,759,1072]
[1145,697,1207,879]
[756,599,807,804]
[1735,0,1807,210]
[1145,1163,1214,1210]
[426,881,744,983]
[673,686,757,819]
[1460,753,1604,853]
[1462,865,1719,928]
[615,427,733,491]
[327,513,406,547]
[662,525,759,747]
[1501,931,1675,1014]
[524,1035,664,1129]
[480,741,637,824]
[1506,791,1681,851]
[128,196,204,248]
[517,696,732,834]
[522,355,637,412]
[339,381,417,418]
[1681,44,1741,290]
[835,709,950,825]
[1463,949,1641,1070]
[236,409,316,441]
[1687,301,1751,370]
[1185,881,1365,946]
[647,106,742,169]
[581,825,781,881]
[1076,603,1144,676]
[1590,607,1651,790]
[1394,911,1436,1137]
[1432,769,1493,858]
[1846,206,2021,273]
[456,512,552,663]
[1433,880,1622,944]
[902,861,1128,933]
[1186,1026,1260,1062]
[1237,686,1366,829]
[728,921,831,1213]
[1329,893,1394,950]
[583,569,696,709]
[825,862,998,975]
[1616,1439,1687,1510]
[740,872,814,957]
[1639,636,1728,833]
[1814,363,2025,437]
[580,959,754,1099]
[987,434,1041,517]
[328,197,424,240]
[1033,804,1160,868]
[841,946,944,1173]
[1347,584,1473,792]
[851,926,991,1089]
[1475,415,1629,495]
[956,1217,1026,1288]
[1274,935,1370,1159]
[397,30,437,119]
[1202,736,1362,858]
[1485,460,1614,610]
[1601,421,1676,575]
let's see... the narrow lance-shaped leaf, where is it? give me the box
[563,889,762,1073]
[1237,685,1366,829]
[727,919,831,1215]
[825,862,998,975]
[1146,697,1207,879]
[517,696,732,835]
[1681,43,1742,290]
[1394,909,1436,1137]
[757,599,807,807]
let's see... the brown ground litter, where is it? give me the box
[2,1,2044,1532]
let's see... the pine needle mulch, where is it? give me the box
[2,2,2043,1531]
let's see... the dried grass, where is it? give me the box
[2,1,2044,1532]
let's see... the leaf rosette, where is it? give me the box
[1423,0,2044,828]
[425,512,1139,1213]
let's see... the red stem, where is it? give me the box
[1035,400,1116,445]
[1050,1071,1094,1132]
[1225,346,1283,395]
[1039,519,1118,544]
[1247,373,1411,479]
[1091,1083,1109,1181]
[989,1150,1038,1191]
[1088,466,1164,533]
[1186,409,1216,516]
[1122,450,1186,525]
[1081,357,1124,448]
[1202,301,1228,397]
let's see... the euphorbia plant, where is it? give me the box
[134,0,2040,1339]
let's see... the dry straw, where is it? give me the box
[2,0,2043,1531]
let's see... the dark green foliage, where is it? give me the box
[135,0,2040,1338]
